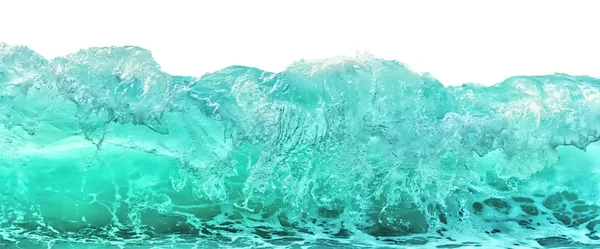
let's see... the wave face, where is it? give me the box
[2,43,600,248]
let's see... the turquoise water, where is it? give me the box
[2,43,600,248]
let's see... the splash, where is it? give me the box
[1,43,600,248]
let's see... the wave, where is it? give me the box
[1,43,600,248]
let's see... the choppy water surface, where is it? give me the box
[2,43,600,248]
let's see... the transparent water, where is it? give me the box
[2,43,600,248]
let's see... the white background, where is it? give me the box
[1,0,599,86]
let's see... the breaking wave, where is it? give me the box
[2,43,600,248]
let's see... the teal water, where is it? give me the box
[1,43,600,248]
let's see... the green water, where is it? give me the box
[2,43,600,248]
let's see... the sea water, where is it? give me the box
[1,43,600,248]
